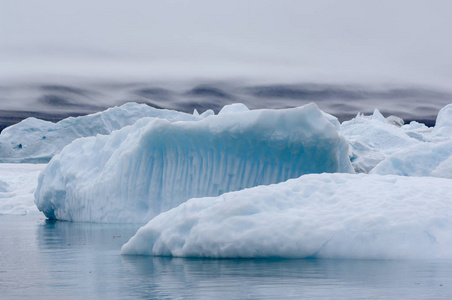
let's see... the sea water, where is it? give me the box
[1,215,451,299]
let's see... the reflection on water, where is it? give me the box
[1,215,452,299]
[121,257,452,300]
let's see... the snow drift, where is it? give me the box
[0,102,200,163]
[121,173,452,259]
[34,103,353,223]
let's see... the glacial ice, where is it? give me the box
[1,100,451,260]
[401,103,452,142]
[121,173,452,259]
[0,102,201,163]
[401,121,433,142]
[371,141,452,178]
[431,155,452,179]
[368,103,452,177]
[0,163,46,215]
[218,103,250,114]
[340,109,421,173]
[432,103,452,137]
[34,103,353,223]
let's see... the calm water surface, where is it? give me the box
[1,214,451,299]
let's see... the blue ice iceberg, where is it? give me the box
[34,103,353,223]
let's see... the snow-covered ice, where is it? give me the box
[401,121,433,142]
[431,155,452,179]
[121,173,452,259]
[120,103,452,258]
[1,99,450,260]
[34,103,353,223]
[368,103,452,177]
[371,140,452,178]
[0,102,201,163]
[0,163,46,215]
[432,103,452,138]
[340,109,420,173]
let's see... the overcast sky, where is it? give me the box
[1,0,451,87]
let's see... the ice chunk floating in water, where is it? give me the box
[0,102,201,163]
[121,173,452,259]
[34,103,353,223]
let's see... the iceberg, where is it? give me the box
[121,173,452,259]
[340,109,421,173]
[370,103,452,177]
[0,102,201,163]
[432,103,452,137]
[218,103,250,114]
[34,103,353,223]
[401,121,433,142]
[371,141,452,178]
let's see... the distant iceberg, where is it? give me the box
[121,173,452,259]
[34,103,353,223]
[340,109,420,173]
[371,141,452,178]
[369,103,452,177]
[339,103,452,174]
[0,102,201,163]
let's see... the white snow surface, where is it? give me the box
[0,163,46,215]
[34,103,353,223]
[0,102,200,163]
[121,173,452,259]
